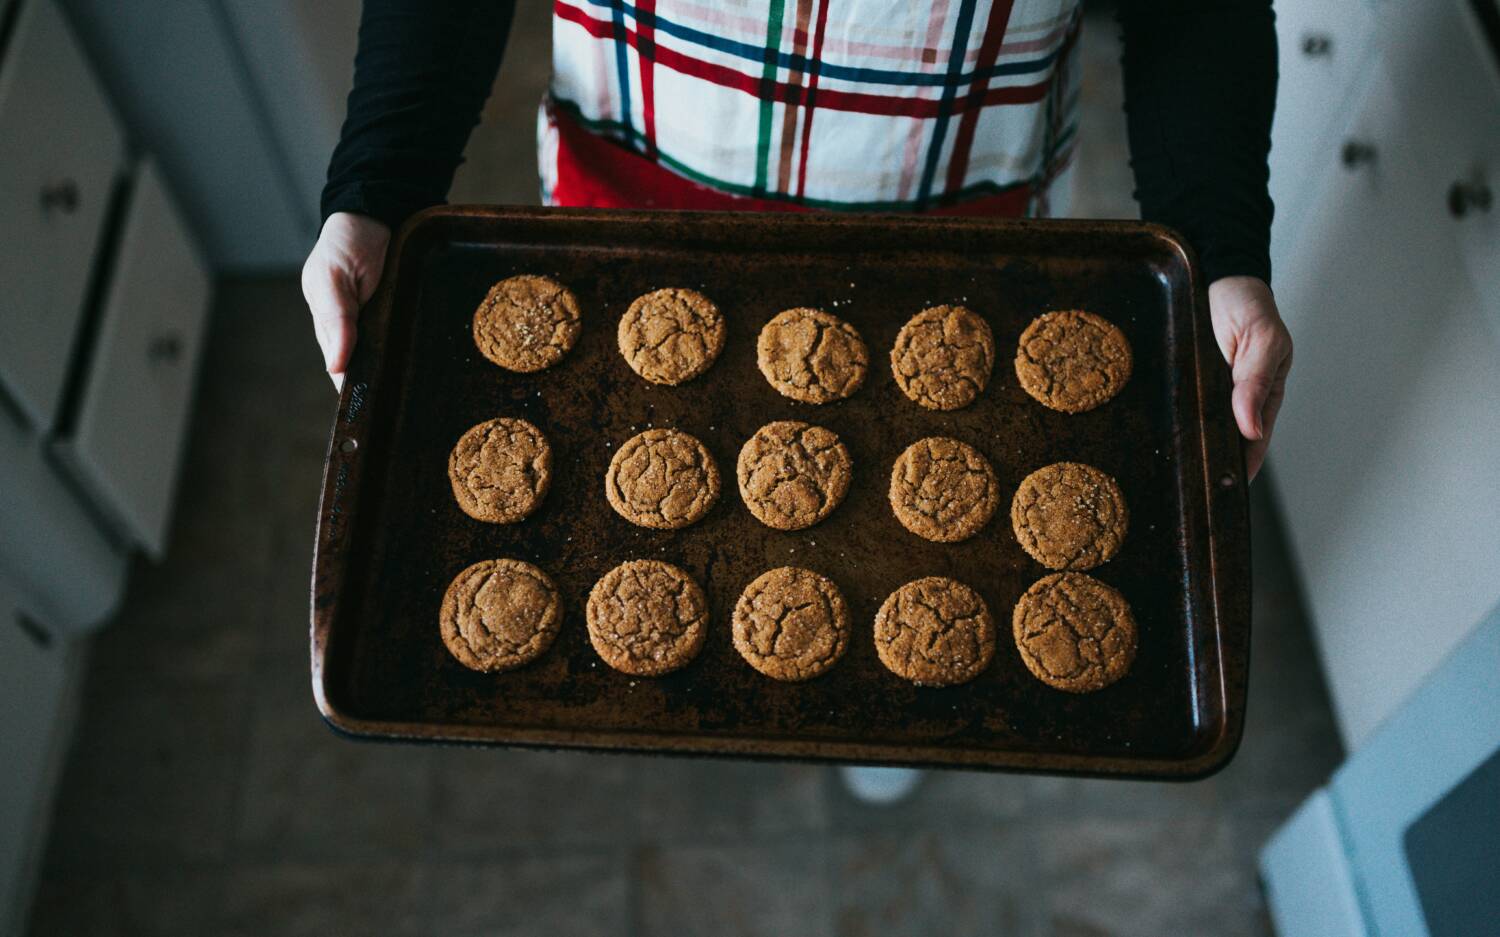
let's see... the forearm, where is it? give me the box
[1118,0,1278,285]
[321,0,517,229]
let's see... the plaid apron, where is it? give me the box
[538,0,1083,216]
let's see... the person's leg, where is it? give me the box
[838,766,923,804]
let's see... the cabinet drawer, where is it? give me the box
[0,0,127,430]
[1268,0,1376,259]
[55,161,211,558]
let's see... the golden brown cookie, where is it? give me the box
[617,288,726,385]
[473,274,583,372]
[1013,572,1137,693]
[447,417,551,523]
[605,428,720,529]
[889,437,999,543]
[736,421,853,530]
[439,559,561,672]
[1014,309,1132,413]
[756,307,868,403]
[890,305,996,410]
[732,567,851,681]
[874,577,996,687]
[586,560,708,676]
[1011,462,1128,571]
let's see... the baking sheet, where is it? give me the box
[311,207,1249,777]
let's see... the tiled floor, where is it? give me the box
[25,6,1342,936]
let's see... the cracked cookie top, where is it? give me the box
[1012,572,1136,693]
[605,428,720,529]
[890,305,995,411]
[617,288,726,385]
[736,421,853,531]
[874,576,995,687]
[889,437,999,543]
[448,417,551,523]
[586,560,708,676]
[732,567,851,681]
[1014,309,1132,413]
[440,559,561,672]
[756,307,868,404]
[473,274,583,373]
[1011,462,1128,571]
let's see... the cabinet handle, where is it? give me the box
[1301,34,1333,57]
[40,180,80,214]
[1341,141,1377,169]
[149,333,183,364]
[1448,180,1493,218]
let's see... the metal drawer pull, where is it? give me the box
[1301,34,1332,57]
[1341,141,1377,169]
[1448,180,1493,218]
[148,333,183,364]
[40,180,80,214]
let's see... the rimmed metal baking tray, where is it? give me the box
[311,206,1250,778]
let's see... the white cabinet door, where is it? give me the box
[1378,0,1500,347]
[1270,57,1500,749]
[54,161,211,558]
[0,582,79,937]
[0,0,126,430]
[1267,0,1376,266]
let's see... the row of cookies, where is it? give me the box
[472,275,1132,413]
[441,558,1136,693]
[449,416,1127,571]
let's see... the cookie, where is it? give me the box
[1014,309,1132,413]
[439,559,561,672]
[732,567,851,681]
[618,288,726,385]
[889,437,999,543]
[737,421,853,530]
[756,307,868,403]
[473,274,582,372]
[586,560,708,676]
[1011,462,1128,571]
[890,305,996,410]
[874,577,996,687]
[605,428,720,529]
[448,417,551,523]
[1012,572,1137,693]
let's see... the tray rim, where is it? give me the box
[309,204,1251,780]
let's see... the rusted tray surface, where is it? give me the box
[312,206,1249,778]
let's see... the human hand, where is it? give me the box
[1208,276,1293,481]
[301,212,391,391]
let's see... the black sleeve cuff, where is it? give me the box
[320,180,443,231]
[1197,247,1271,286]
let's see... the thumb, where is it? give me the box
[1229,325,1292,442]
[304,264,360,376]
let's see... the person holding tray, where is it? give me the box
[302,0,1291,802]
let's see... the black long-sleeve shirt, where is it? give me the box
[322,0,1277,284]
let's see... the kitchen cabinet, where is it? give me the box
[1261,0,1500,932]
[0,0,126,430]
[0,584,81,937]
[54,161,211,558]
[1266,0,1377,257]
[1269,0,1500,752]
[0,1,211,928]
